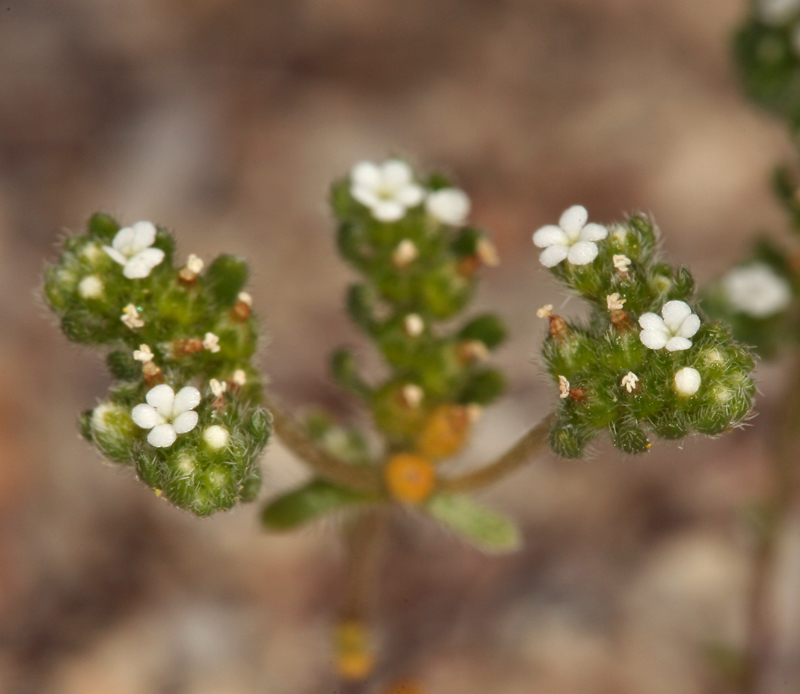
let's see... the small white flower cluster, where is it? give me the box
[638,301,700,352]
[618,368,701,396]
[350,159,470,226]
[132,384,201,448]
[103,221,165,279]
[532,206,608,268]
[723,262,792,318]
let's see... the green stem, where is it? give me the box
[264,395,384,494]
[439,412,555,493]
[342,507,389,622]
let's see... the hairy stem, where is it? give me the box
[264,395,384,494]
[439,412,555,493]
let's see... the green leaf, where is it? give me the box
[458,313,507,349]
[261,479,375,531]
[426,493,522,553]
[206,254,249,307]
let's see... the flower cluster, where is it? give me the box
[535,210,756,457]
[44,213,270,516]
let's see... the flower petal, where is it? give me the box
[351,161,380,188]
[578,223,608,242]
[351,186,380,209]
[638,313,665,331]
[146,384,175,417]
[111,227,137,254]
[129,221,157,253]
[372,200,405,222]
[559,205,589,236]
[395,183,424,207]
[123,248,165,279]
[567,241,599,265]
[661,301,692,333]
[173,410,199,434]
[533,225,568,248]
[131,404,163,429]
[640,329,669,350]
[103,246,128,266]
[173,386,201,415]
[665,336,692,352]
[381,159,413,188]
[539,244,569,268]
[148,423,177,448]
[426,188,470,225]
[677,313,701,338]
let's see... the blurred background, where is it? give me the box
[1,0,798,692]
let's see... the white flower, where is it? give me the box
[404,314,424,337]
[425,188,470,226]
[203,425,230,451]
[78,275,104,299]
[607,293,626,310]
[621,372,639,393]
[638,301,700,351]
[186,254,204,274]
[132,384,201,448]
[476,238,500,267]
[350,159,424,222]
[133,344,154,363]
[232,369,247,386]
[536,304,554,318]
[532,205,608,267]
[103,221,165,279]
[209,378,227,398]
[203,332,221,353]
[401,384,424,408]
[121,304,144,330]
[723,262,792,318]
[237,292,253,307]
[674,367,701,396]
[757,0,800,25]
[613,254,632,275]
[558,375,570,399]
[392,239,419,267]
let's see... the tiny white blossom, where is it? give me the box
[476,238,500,267]
[613,254,632,274]
[203,332,221,353]
[78,275,104,299]
[232,369,247,386]
[638,300,700,352]
[757,0,800,25]
[723,262,792,318]
[203,425,230,451]
[533,205,608,267]
[401,384,424,408]
[133,344,154,363]
[607,293,626,310]
[392,239,419,267]
[209,378,227,398]
[92,402,124,433]
[103,221,165,279]
[621,372,639,393]
[460,340,489,362]
[404,313,425,337]
[237,292,253,307]
[80,243,104,263]
[121,304,144,330]
[674,367,701,396]
[536,304,554,319]
[132,384,201,448]
[350,159,424,222]
[558,375,570,399]
[425,188,470,226]
[466,404,483,423]
[186,254,204,274]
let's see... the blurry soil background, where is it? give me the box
[1,0,798,693]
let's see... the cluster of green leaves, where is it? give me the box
[542,216,756,457]
[43,214,270,516]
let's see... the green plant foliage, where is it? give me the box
[426,493,522,553]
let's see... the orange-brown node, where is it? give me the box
[334,619,375,681]
[142,361,165,387]
[385,453,437,503]
[173,338,204,356]
[456,255,480,278]
[610,309,633,331]
[416,405,471,460]
[568,387,587,402]
[177,267,198,284]
[549,315,569,340]
[231,299,251,322]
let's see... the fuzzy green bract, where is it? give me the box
[44,213,270,516]
[541,216,757,458]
